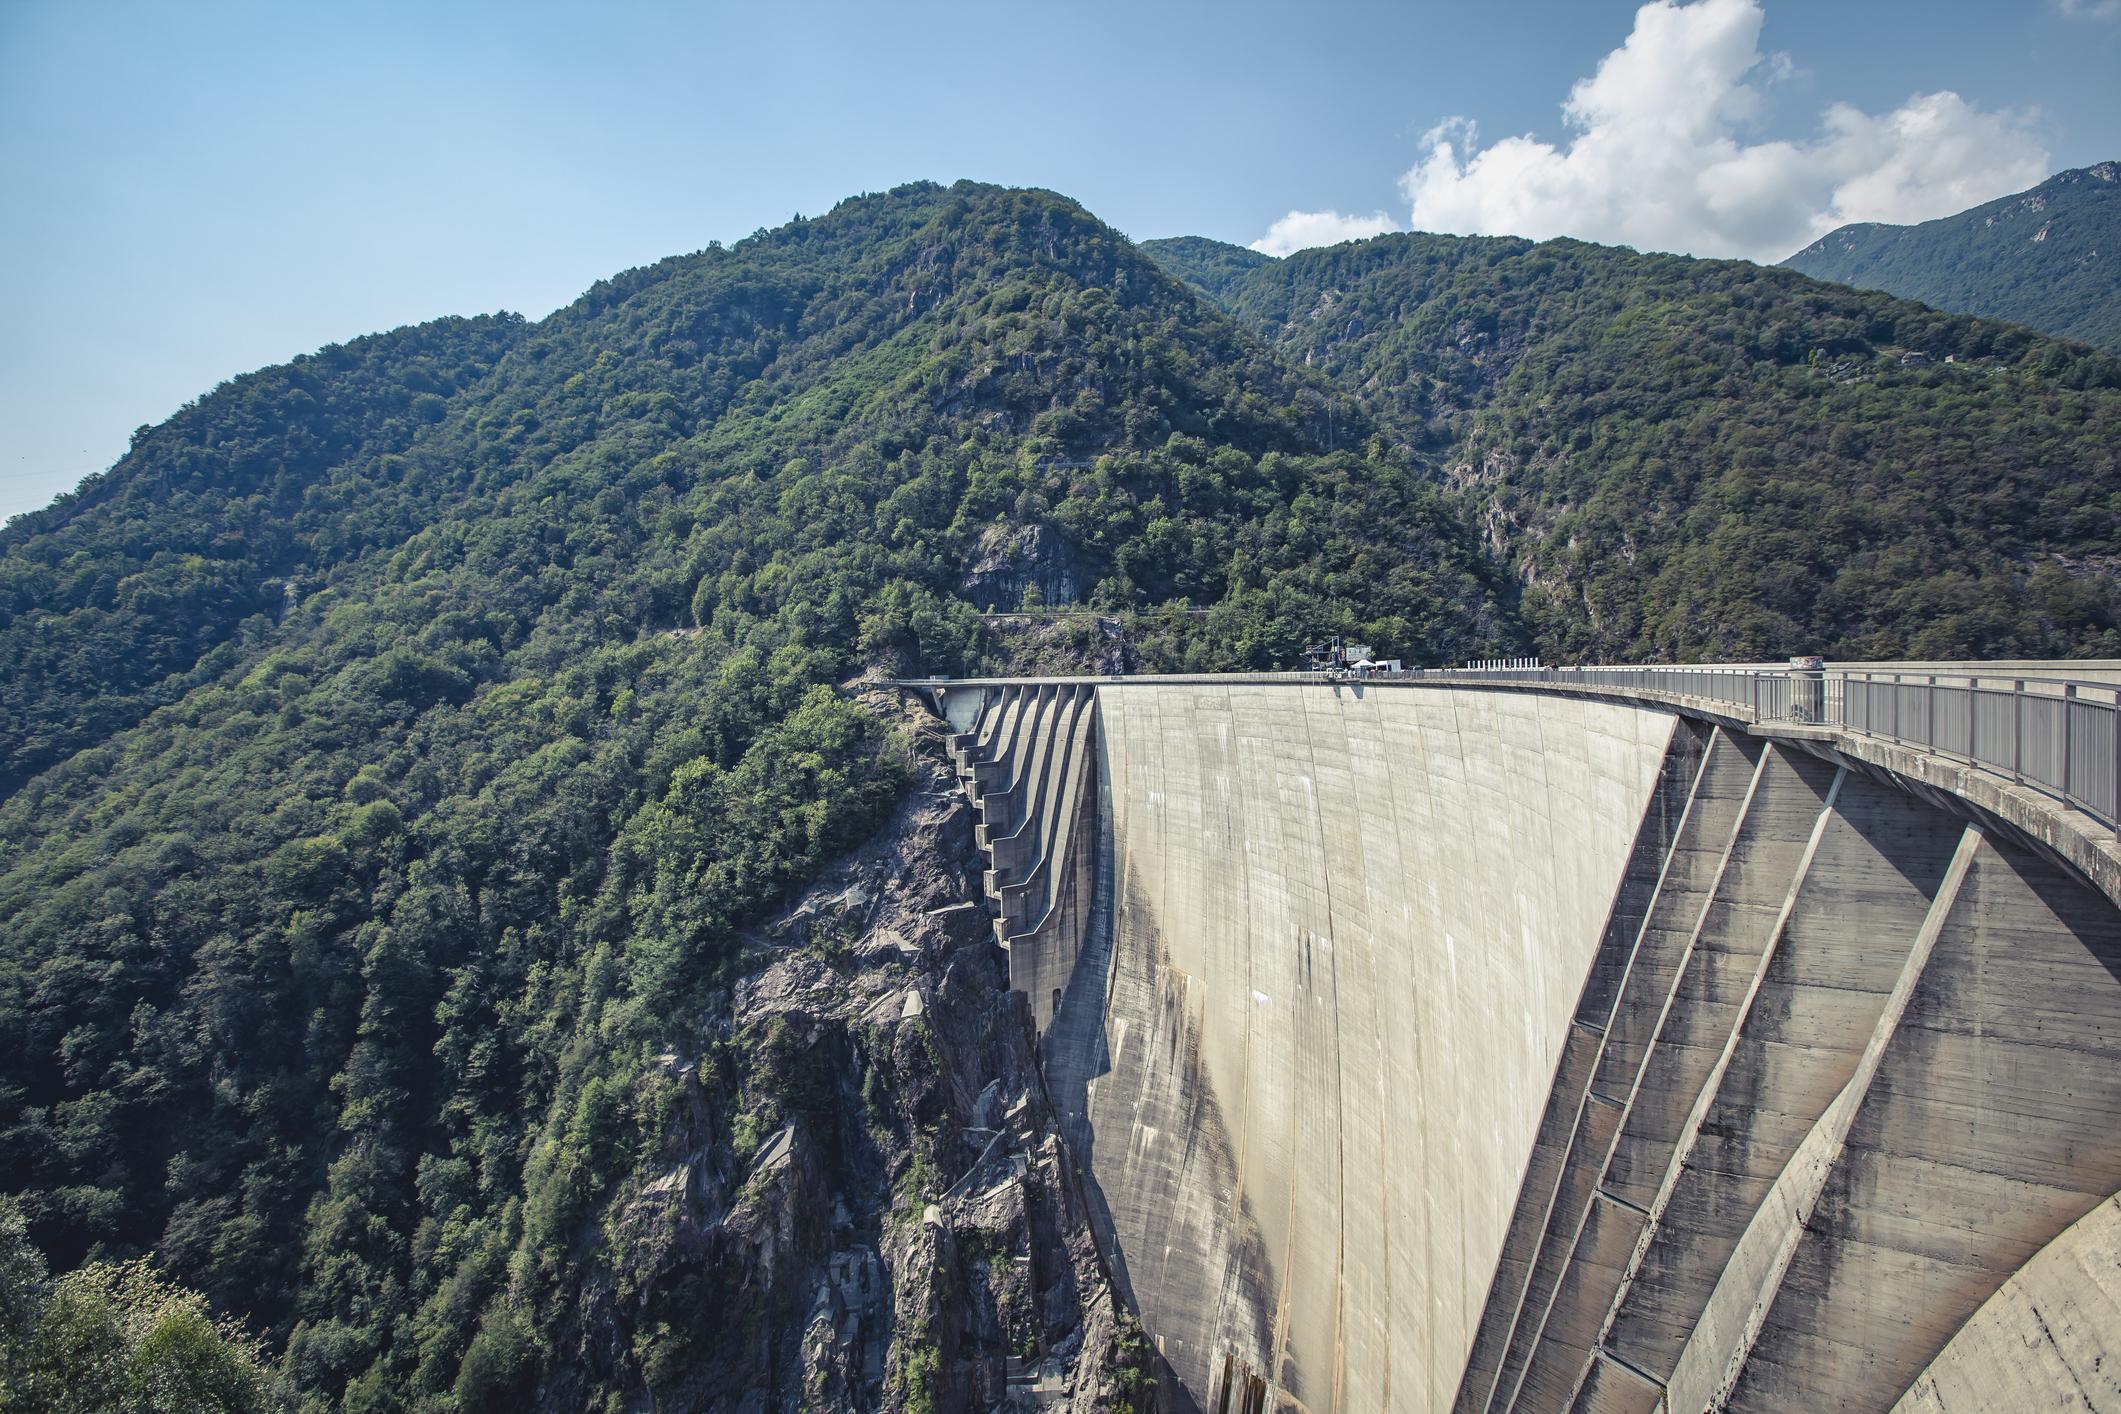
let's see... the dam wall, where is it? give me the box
[919,675,2121,1413]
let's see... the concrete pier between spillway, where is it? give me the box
[911,673,2121,1414]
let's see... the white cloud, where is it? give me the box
[2058,0,2120,20]
[1248,208,1399,257]
[1261,0,2050,264]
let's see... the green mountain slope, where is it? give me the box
[1783,161,2121,354]
[1203,231,2121,660]
[0,315,525,796]
[1138,235,1276,305]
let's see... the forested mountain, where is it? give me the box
[1136,236,1275,306]
[3,179,2120,1411]
[1155,230,2121,660]
[0,316,526,797]
[1783,161,2121,355]
[0,181,1518,1413]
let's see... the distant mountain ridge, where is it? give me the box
[1137,235,1275,304]
[1145,227,2121,662]
[1783,162,2121,354]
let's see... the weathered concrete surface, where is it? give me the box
[1456,728,1710,1414]
[1893,1191,2121,1413]
[1487,730,1762,1413]
[951,684,1100,1030]
[1584,767,1965,1407]
[1505,745,1852,1414]
[1044,683,1679,1413]
[1658,818,1979,1413]
[1725,826,2121,1411]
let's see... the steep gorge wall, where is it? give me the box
[1041,684,1684,1412]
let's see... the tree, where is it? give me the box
[0,1199,270,1413]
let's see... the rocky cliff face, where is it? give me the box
[961,524,1091,614]
[558,690,1148,1413]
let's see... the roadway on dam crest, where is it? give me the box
[911,670,2121,1414]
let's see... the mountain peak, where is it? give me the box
[1783,160,2121,353]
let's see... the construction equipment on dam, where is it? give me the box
[903,661,2121,1414]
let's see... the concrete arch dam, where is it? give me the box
[908,674,2121,1414]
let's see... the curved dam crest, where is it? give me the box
[918,674,2121,1413]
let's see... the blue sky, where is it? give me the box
[2,0,2117,523]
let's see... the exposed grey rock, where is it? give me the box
[961,523,1087,613]
[562,688,1149,1412]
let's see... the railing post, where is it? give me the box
[2010,678,2027,780]
[2013,681,2023,779]
[2062,684,2076,806]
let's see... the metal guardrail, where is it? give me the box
[904,665,2121,828]
[1432,664,2121,830]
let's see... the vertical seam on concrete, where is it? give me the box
[1484,726,1729,1414]
[1694,821,1983,1412]
[1517,692,1571,1403]
[1587,761,1847,1390]
[1219,679,1263,1381]
[1227,681,1257,1378]
[1528,693,1557,1090]
[1194,688,1246,1369]
[1263,682,1306,1399]
[1364,688,1419,1414]
[1384,685,1451,1410]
